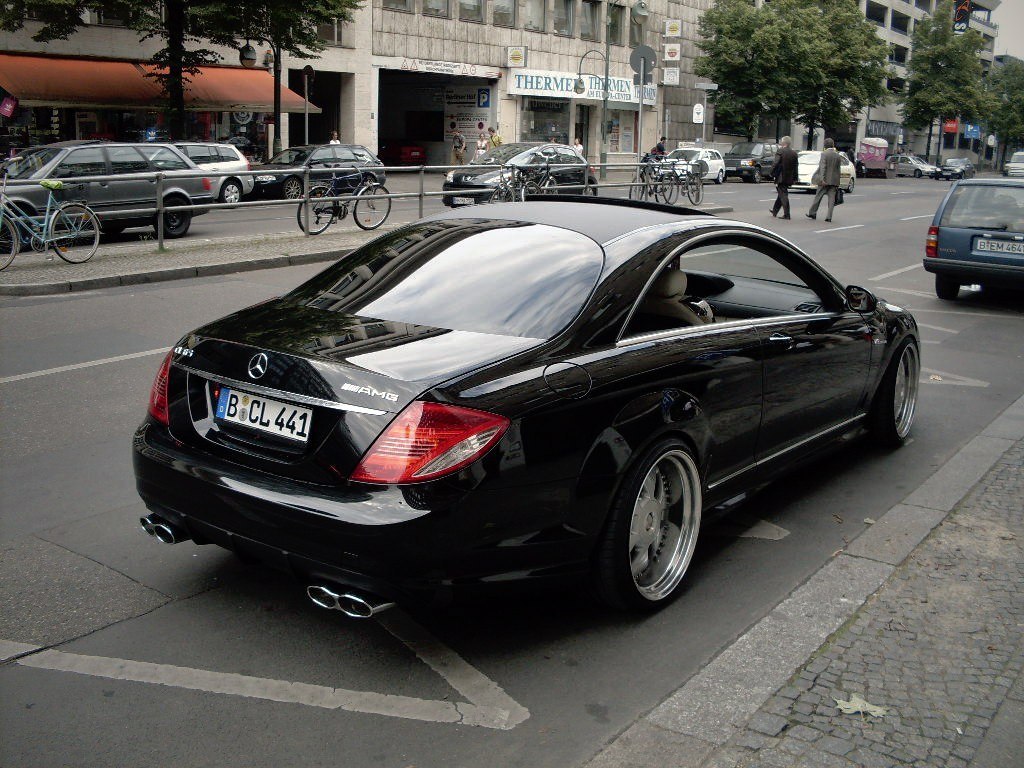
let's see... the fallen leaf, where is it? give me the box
[833,693,888,718]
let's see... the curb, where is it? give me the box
[584,393,1024,767]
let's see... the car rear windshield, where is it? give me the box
[5,148,60,179]
[1011,153,1024,163]
[289,220,603,339]
[940,185,1024,232]
[726,143,763,156]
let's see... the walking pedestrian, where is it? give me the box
[769,136,798,220]
[476,132,489,159]
[806,138,842,222]
[452,129,466,166]
[488,127,503,148]
[328,131,341,145]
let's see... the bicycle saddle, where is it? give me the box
[39,179,64,191]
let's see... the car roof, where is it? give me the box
[424,199,713,246]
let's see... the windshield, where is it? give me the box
[940,185,1024,232]
[1011,153,1024,164]
[5,148,60,180]
[668,149,699,161]
[291,220,604,339]
[726,142,763,156]
[471,143,534,165]
[268,148,311,165]
[946,158,968,166]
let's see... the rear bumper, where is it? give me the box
[923,257,1024,287]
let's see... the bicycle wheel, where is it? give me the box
[541,176,558,194]
[0,218,19,271]
[629,173,648,201]
[657,177,679,205]
[353,184,391,230]
[686,175,705,205]
[297,185,334,235]
[48,203,100,263]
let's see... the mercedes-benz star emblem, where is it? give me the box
[247,353,269,380]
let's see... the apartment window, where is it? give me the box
[493,0,515,27]
[524,0,544,31]
[317,18,351,46]
[608,5,624,45]
[94,10,127,26]
[629,17,643,46]
[423,0,450,18]
[554,0,574,35]
[383,0,413,10]
[580,1,599,41]
[460,0,483,22]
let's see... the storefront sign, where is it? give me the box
[663,44,681,62]
[664,19,682,37]
[953,0,973,35]
[445,87,493,134]
[506,46,528,68]
[0,96,17,118]
[663,68,680,86]
[373,56,502,79]
[508,69,656,106]
[943,118,959,134]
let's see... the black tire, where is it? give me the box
[296,185,334,235]
[158,196,192,239]
[752,168,763,184]
[282,176,303,200]
[914,169,922,178]
[0,218,18,270]
[219,178,243,204]
[845,175,855,194]
[935,274,960,300]
[587,176,599,195]
[868,338,920,447]
[715,169,725,185]
[593,438,702,611]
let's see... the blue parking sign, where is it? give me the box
[964,123,981,139]
[477,89,490,108]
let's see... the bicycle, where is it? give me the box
[629,155,677,204]
[670,159,706,205]
[488,164,527,203]
[0,175,100,270]
[296,169,392,235]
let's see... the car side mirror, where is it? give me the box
[845,285,877,313]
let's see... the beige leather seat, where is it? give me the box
[639,269,710,327]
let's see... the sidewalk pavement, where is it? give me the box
[0,196,734,297]
[587,395,1024,768]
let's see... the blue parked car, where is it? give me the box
[924,179,1024,300]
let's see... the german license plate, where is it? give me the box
[453,196,475,205]
[215,387,312,443]
[975,238,1024,255]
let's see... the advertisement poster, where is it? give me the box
[444,87,493,136]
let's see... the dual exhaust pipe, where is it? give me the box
[139,514,189,545]
[306,584,394,619]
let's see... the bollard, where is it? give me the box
[418,165,425,219]
[156,173,165,251]
[303,167,311,237]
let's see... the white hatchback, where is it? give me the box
[175,143,254,203]
[666,147,727,184]
[1004,151,1024,178]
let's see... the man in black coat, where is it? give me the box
[770,136,798,219]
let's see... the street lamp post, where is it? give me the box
[694,81,717,147]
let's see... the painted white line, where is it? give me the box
[0,640,41,662]
[869,263,921,281]
[814,224,864,234]
[758,199,776,202]
[921,367,990,388]
[871,286,935,299]
[908,307,1024,320]
[9,610,530,730]
[0,348,168,385]
[917,322,959,334]
[900,214,932,221]
[890,191,917,195]
[922,339,942,345]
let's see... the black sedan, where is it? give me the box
[938,158,976,181]
[442,142,597,206]
[133,198,920,615]
[252,144,385,199]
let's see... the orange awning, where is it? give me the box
[0,53,319,113]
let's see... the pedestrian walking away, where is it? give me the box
[807,137,842,222]
[488,127,503,148]
[452,129,466,166]
[476,132,489,159]
[770,135,798,220]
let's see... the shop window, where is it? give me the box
[493,0,515,27]
[423,0,450,18]
[580,1,599,40]
[459,0,483,22]
[524,0,544,31]
[382,0,412,11]
[608,5,624,45]
[53,148,106,178]
[629,18,643,47]
[554,0,574,35]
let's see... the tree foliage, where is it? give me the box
[985,58,1024,158]
[904,0,991,129]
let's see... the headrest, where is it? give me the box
[650,269,687,298]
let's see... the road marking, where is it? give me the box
[917,322,958,334]
[921,367,989,388]
[909,307,1024,320]
[758,198,776,202]
[814,224,864,234]
[0,640,40,662]
[890,191,917,195]
[0,348,168,385]
[900,214,932,221]
[871,286,935,299]
[8,611,530,730]
[869,263,921,281]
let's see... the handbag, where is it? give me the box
[836,188,845,205]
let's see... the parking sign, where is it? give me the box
[477,89,490,108]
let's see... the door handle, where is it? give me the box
[768,333,793,345]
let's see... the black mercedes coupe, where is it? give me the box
[133,198,920,615]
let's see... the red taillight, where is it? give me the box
[148,352,173,426]
[202,177,212,191]
[926,225,939,257]
[351,402,509,484]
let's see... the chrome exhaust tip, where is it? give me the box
[306,585,395,618]
[139,514,189,545]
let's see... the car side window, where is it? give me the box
[217,147,238,162]
[107,145,151,174]
[138,147,189,171]
[350,148,375,163]
[622,238,832,339]
[557,149,581,165]
[334,148,357,163]
[52,148,107,178]
[183,145,213,164]
[309,148,335,165]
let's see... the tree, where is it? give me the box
[984,58,1024,167]
[904,0,991,160]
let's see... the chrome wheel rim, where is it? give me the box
[283,178,302,199]
[893,344,920,438]
[628,449,701,601]
[222,183,241,204]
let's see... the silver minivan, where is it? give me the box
[175,142,254,203]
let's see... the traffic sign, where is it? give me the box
[692,103,705,124]
[630,45,658,77]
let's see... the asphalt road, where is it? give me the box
[1,176,1022,768]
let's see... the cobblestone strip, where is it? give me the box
[704,439,1024,768]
